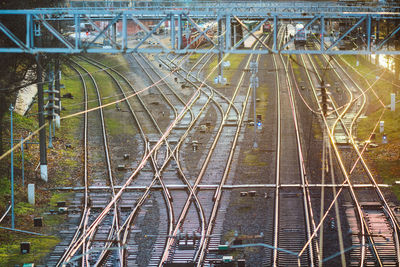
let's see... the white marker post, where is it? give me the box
[380,121,384,133]
[28,184,35,205]
[391,93,396,111]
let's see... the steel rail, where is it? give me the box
[78,55,174,266]
[75,60,122,267]
[280,53,317,266]
[271,26,284,267]
[196,33,274,266]
[132,53,194,127]
[300,52,371,266]
[55,63,90,267]
[0,205,11,224]
[158,56,227,264]
[307,49,386,265]
[158,52,244,264]
[60,60,121,266]
[81,54,210,265]
[164,53,241,121]
[158,36,254,263]
[314,45,400,265]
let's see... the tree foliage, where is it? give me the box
[0,0,63,154]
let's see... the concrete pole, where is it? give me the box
[253,78,257,148]
[36,54,48,182]
[54,56,60,117]
[9,104,15,229]
[21,137,24,187]
[218,18,223,83]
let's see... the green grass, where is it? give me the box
[243,150,268,167]
[49,192,73,207]
[376,160,400,184]
[105,115,137,136]
[357,109,400,142]
[0,63,87,265]
[291,60,303,83]
[207,54,246,83]
[341,55,400,199]
[189,53,202,61]
[87,54,130,74]
[256,85,269,119]
[12,113,37,132]
[78,60,119,106]
[77,58,138,136]
[340,55,396,112]
[0,235,60,266]
[341,54,400,143]
[14,202,35,216]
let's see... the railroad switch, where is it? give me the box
[117,164,126,171]
[58,207,68,214]
[248,191,256,197]
[20,242,31,254]
[34,217,43,227]
[57,201,66,207]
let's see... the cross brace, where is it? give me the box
[0,8,399,54]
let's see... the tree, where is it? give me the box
[0,0,62,155]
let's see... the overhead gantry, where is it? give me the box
[0,1,400,55]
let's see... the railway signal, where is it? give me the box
[383,134,388,144]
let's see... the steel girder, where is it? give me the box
[0,8,399,54]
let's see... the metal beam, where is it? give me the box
[35,15,74,50]
[281,15,319,51]
[0,22,29,51]
[327,16,367,51]
[0,8,399,54]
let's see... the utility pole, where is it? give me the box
[9,104,15,229]
[36,54,48,182]
[250,61,259,148]
[54,55,61,128]
[218,17,224,84]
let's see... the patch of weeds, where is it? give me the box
[243,150,267,167]
[14,202,34,216]
[105,115,137,136]
[87,54,130,73]
[0,235,59,266]
[374,160,400,199]
[208,54,245,83]
[357,108,400,143]
[312,121,322,140]
[291,60,303,82]
[49,192,73,207]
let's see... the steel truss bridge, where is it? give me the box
[0,1,400,55]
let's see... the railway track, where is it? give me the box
[49,63,90,267]
[44,22,400,267]
[52,60,123,267]
[81,51,227,266]
[79,55,176,266]
[298,38,400,266]
[159,53,236,265]
[268,28,317,266]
